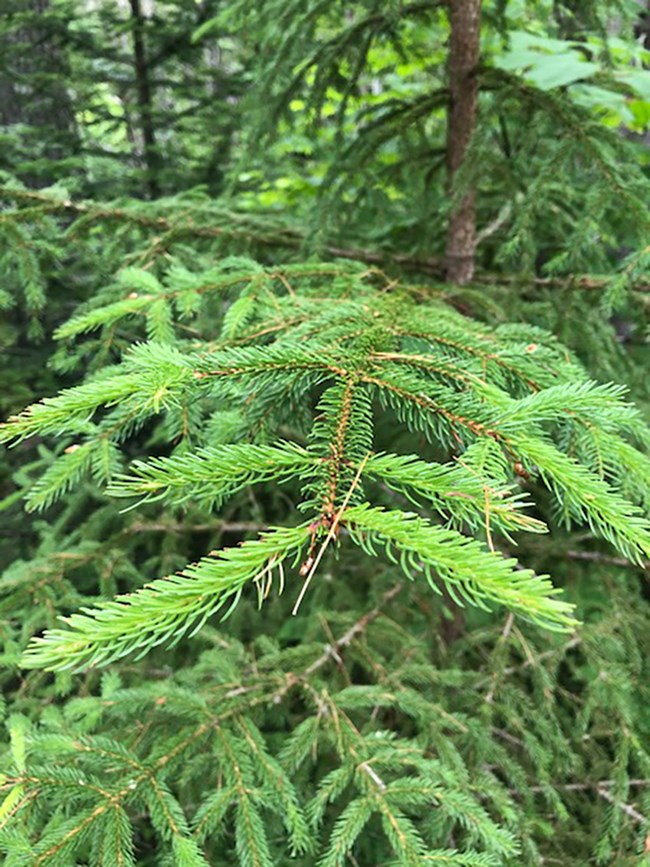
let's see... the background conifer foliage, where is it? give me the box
[1,1,650,864]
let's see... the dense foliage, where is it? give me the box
[0,1,649,865]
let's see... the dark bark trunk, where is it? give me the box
[129,0,160,198]
[444,0,481,285]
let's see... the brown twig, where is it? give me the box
[2,187,648,292]
[301,583,404,680]
[597,787,646,824]
[272,582,404,706]
[566,550,649,570]
[292,451,371,615]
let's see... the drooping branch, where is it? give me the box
[2,186,649,294]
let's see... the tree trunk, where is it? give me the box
[129,0,160,198]
[444,0,481,285]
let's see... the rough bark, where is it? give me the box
[444,0,481,285]
[129,0,160,198]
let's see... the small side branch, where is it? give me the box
[272,582,403,705]
[301,582,404,679]
[597,787,646,825]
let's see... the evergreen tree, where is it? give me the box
[0,2,649,865]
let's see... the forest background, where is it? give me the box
[1,1,650,865]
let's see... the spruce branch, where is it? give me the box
[513,435,650,563]
[362,452,547,537]
[0,344,195,444]
[3,186,648,292]
[4,252,649,679]
[21,526,311,671]
[108,442,315,506]
[343,505,578,631]
[0,375,140,443]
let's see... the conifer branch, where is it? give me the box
[3,186,648,292]
[363,452,546,536]
[21,526,311,671]
[344,505,578,631]
[108,442,314,506]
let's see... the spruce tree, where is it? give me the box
[0,2,649,865]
